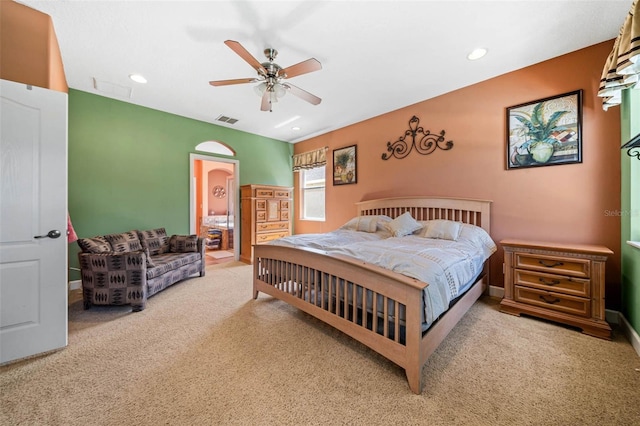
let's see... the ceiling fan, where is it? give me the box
[209,40,322,112]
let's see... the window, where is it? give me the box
[300,166,325,220]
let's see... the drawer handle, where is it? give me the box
[539,278,561,286]
[539,295,561,304]
[538,260,564,268]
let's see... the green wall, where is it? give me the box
[620,88,640,336]
[68,89,293,278]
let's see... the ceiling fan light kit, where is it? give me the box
[210,40,322,112]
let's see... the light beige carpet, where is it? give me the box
[1,261,639,425]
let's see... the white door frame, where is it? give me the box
[189,153,239,260]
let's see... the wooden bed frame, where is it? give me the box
[253,196,492,394]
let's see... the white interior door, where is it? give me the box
[0,79,68,364]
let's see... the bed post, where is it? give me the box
[404,286,424,394]
[253,256,260,299]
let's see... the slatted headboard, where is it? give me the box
[356,196,492,234]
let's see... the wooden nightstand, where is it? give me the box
[500,239,613,340]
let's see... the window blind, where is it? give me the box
[599,0,639,110]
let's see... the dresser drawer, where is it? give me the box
[256,231,290,244]
[514,285,590,318]
[256,211,267,222]
[274,190,291,198]
[514,269,590,297]
[255,188,275,198]
[514,252,590,278]
[256,222,289,233]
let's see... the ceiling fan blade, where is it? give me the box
[260,89,271,112]
[283,83,321,105]
[209,78,257,87]
[279,58,322,79]
[224,40,267,75]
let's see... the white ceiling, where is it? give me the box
[18,0,630,143]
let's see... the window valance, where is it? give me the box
[292,147,327,171]
[598,0,639,110]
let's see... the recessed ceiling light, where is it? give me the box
[129,73,147,84]
[291,126,301,131]
[467,48,487,61]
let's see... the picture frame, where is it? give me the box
[333,144,357,185]
[506,90,582,169]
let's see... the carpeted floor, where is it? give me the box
[1,261,639,425]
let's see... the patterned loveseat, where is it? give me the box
[77,228,205,312]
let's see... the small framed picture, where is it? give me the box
[333,144,357,185]
[507,90,582,169]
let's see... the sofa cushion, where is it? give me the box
[104,231,143,253]
[137,228,170,256]
[169,234,198,253]
[77,236,112,253]
[146,252,201,279]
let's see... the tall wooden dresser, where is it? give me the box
[500,239,613,339]
[240,184,293,264]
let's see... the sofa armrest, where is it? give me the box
[78,251,148,311]
[165,234,206,276]
[197,237,206,277]
[78,251,147,272]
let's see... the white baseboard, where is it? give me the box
[488,285,504,299]
[68,280,81,291]
[617,312,640,358]
[605,309,619,325]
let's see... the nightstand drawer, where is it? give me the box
[514,252,590,278]
[514,285,590,318]
[514,269,590,297]
[256,231,289,244]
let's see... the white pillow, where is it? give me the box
[385,212,423,237]
[420,219,463,241]
[340,215,382,233]
[458,223,497,258]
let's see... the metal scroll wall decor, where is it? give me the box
[621,132,640,160]
[381,115,453,160]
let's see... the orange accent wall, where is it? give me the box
[293,41,622,308]
[0,0,68,92]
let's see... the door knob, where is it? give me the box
[34,230,61,239]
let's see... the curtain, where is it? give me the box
[599,0,639,110]
[292,147,327,171]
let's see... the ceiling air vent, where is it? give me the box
[93,78,132,99]
[215,115,238,125]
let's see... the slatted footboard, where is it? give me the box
[254,244,430,392]
[253,196,492,394]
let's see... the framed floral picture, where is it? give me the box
[506,90,582,169]
[333,144,357,185]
